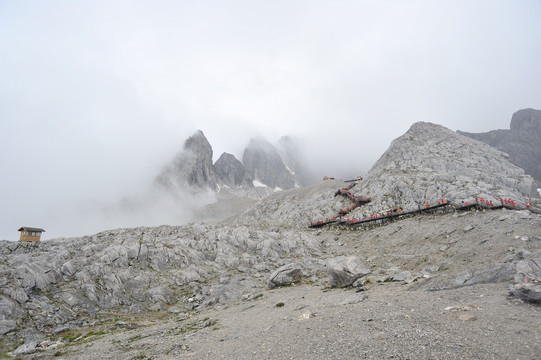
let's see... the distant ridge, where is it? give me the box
[458,108,541,185]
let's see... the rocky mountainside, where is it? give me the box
[354,122,538,216]
[458,108,541,185]
[234,122,538,227]
[153,131,311,222]
[2,200,540,358]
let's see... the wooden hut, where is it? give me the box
[18,227,45,242]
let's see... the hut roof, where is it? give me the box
[18,227,45,232]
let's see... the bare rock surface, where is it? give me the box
[214,152,254,188]
[267,262,303,288]
[511,257,541,303]
[155,130,221,191]
[242,137,297,190]
[232,179,347,227]
[354,122,538,219]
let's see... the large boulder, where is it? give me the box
[510,257,541,304]
[0,295,24,335]
[510,284,541,304]
[326,256,370,288]
[267,263,303,288]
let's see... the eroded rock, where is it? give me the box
[326,256,370,288]
[268,263,303,288]
[511,257,541,303]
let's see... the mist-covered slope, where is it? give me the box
[242,137,297,190]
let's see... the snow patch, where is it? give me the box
[253,179,268,188]
[285,165,295,175]
[217,184,230,193]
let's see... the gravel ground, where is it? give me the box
[39,281,540,360]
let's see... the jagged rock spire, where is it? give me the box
[155,130,221,192]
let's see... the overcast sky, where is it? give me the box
[1,0,540,240]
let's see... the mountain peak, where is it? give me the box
[214,152,253,188]
[183,130,212,153]
[155,130,219,192]
[243,138,296,190]
[357,121,538,213]
[510,108,541,131]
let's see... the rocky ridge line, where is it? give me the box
[458,108,541,185]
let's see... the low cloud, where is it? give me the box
[7,186,217,241]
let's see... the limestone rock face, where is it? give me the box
[232,179,346,227]
[155,130,221,191]
[154,131,309,203]
[242,138,296,190]
[0,223,326,341]
[355,122,538,215]
[214,152,253,188]
[153,131,315,222]
[458,108,541,185]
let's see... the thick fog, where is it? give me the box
[1,1,540,240]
